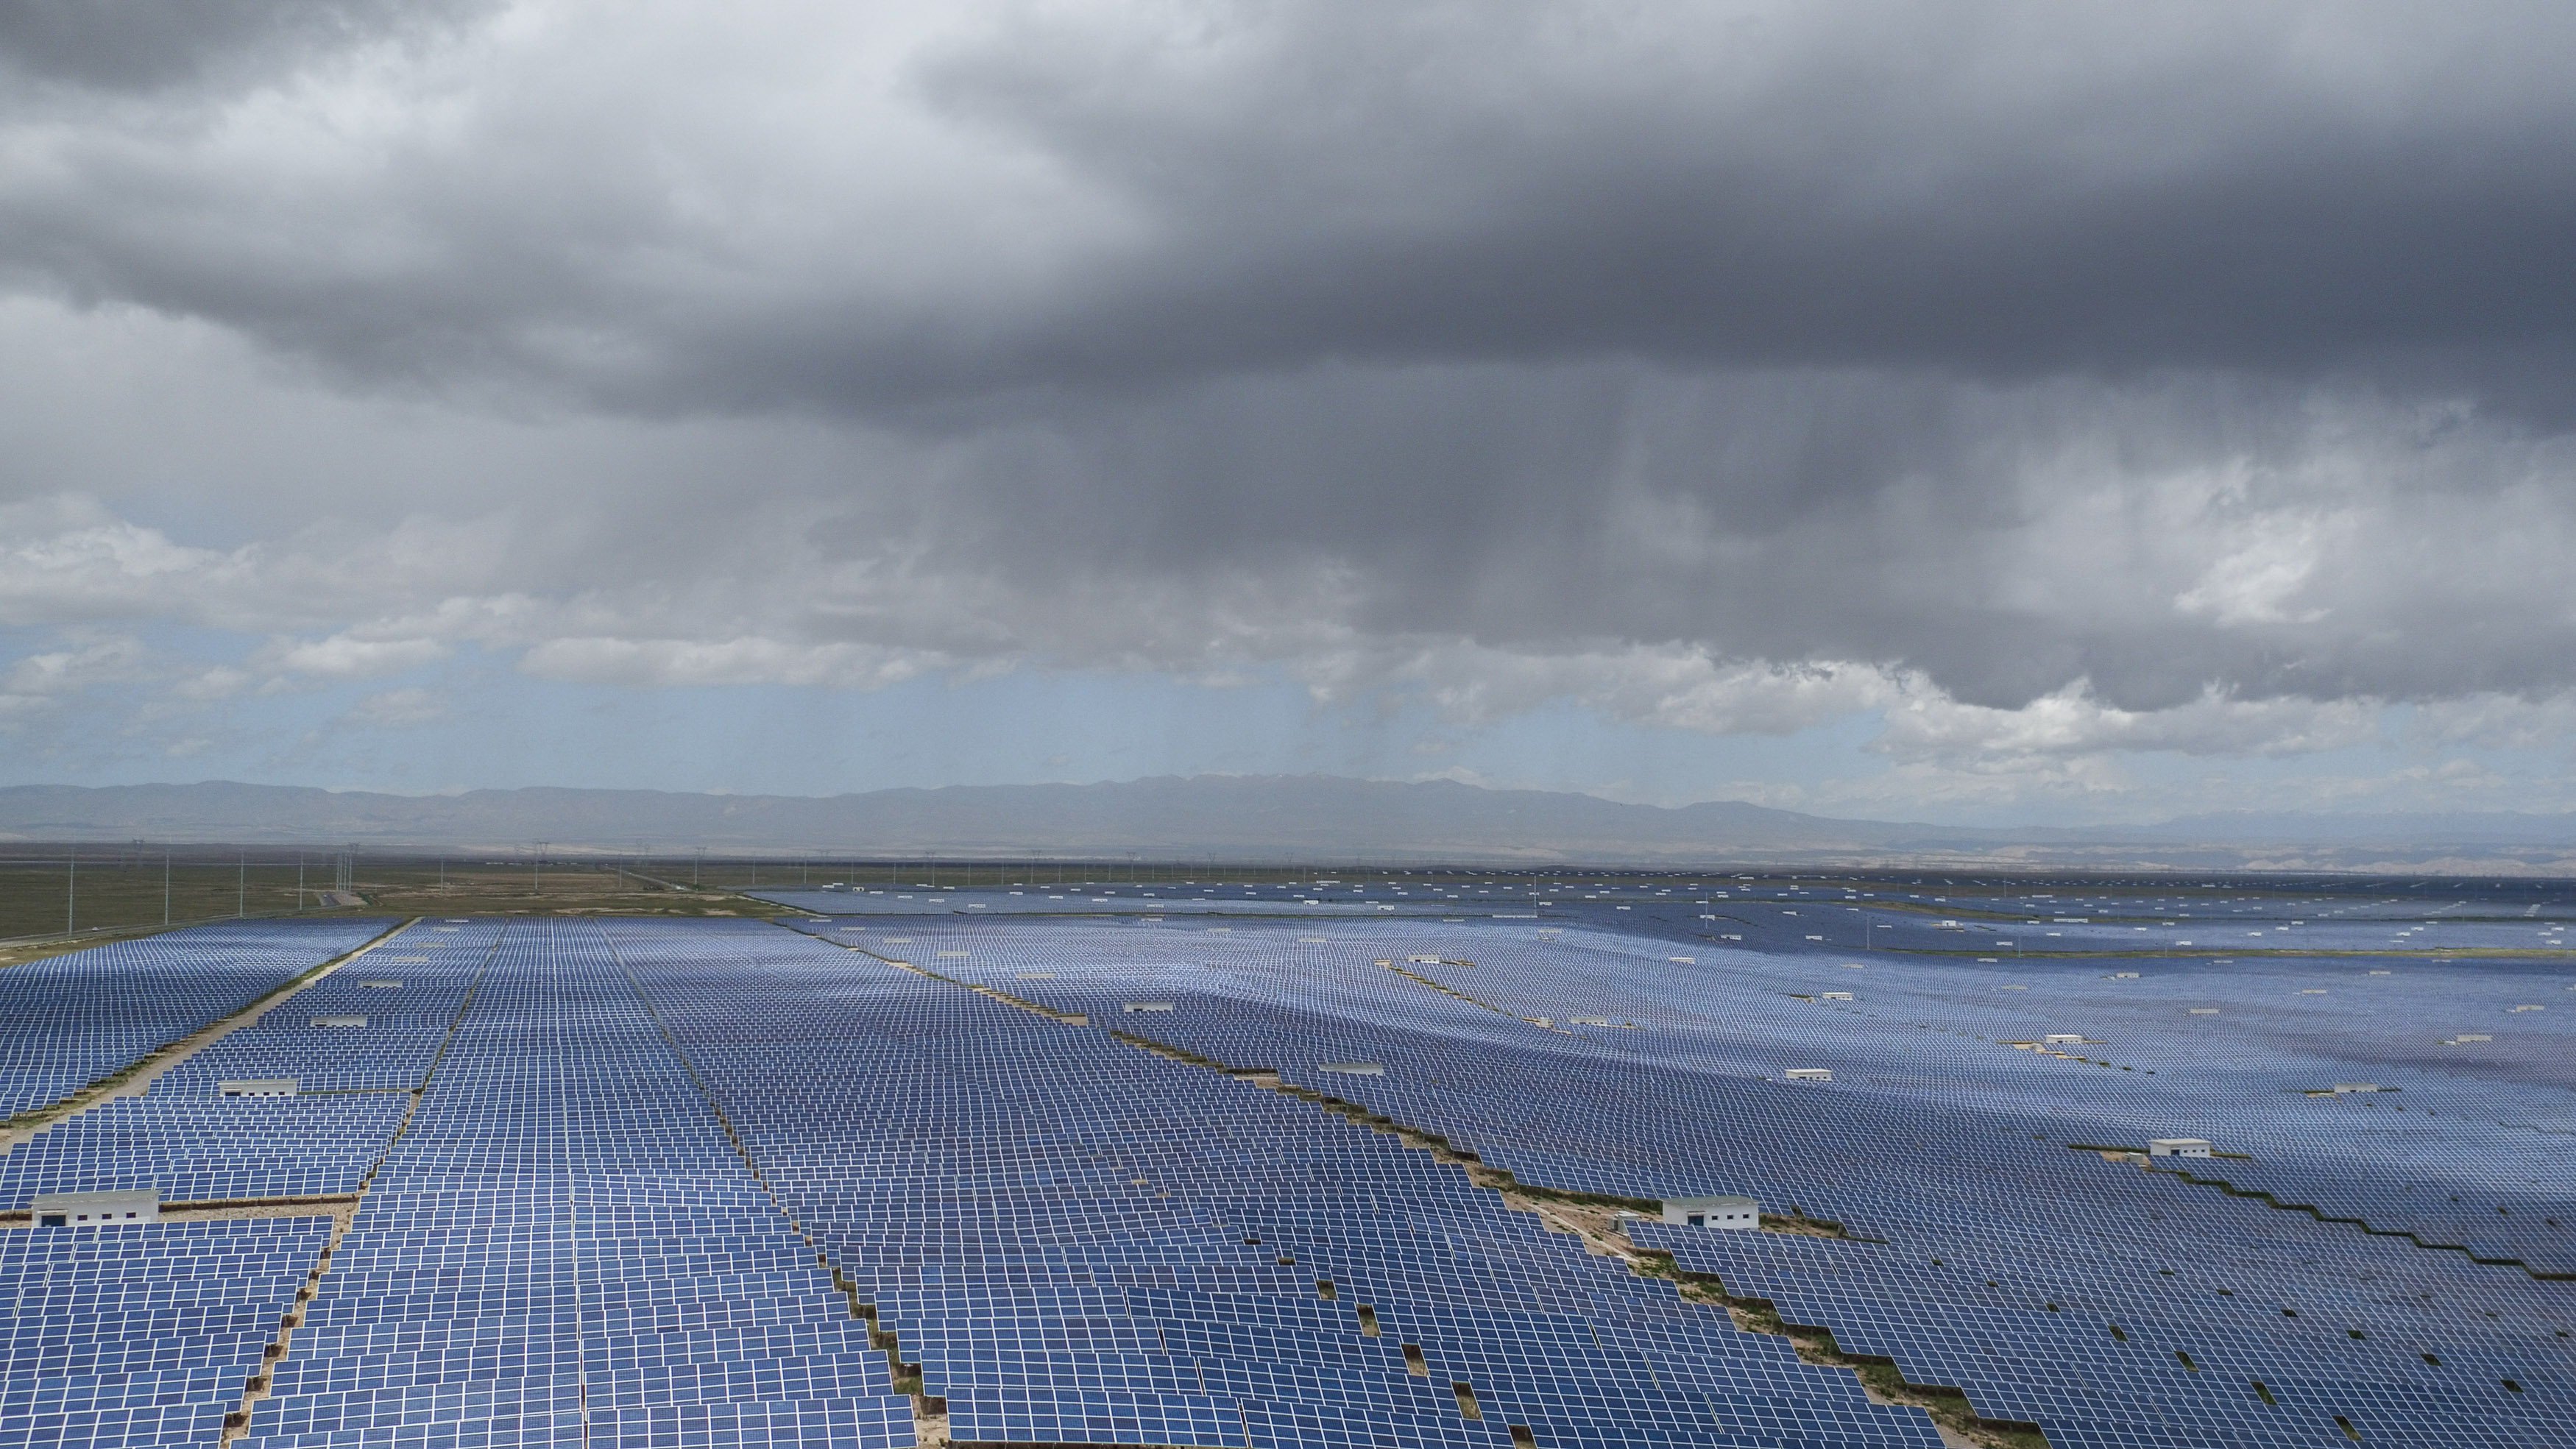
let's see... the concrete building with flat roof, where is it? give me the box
[219,1078,298,1097]
[34,1189,158,1227]
[1661,1195,1759,1229]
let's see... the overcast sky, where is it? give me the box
[3,0,2575,824]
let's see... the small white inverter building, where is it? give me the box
[2148,1138,2212,1158]
[1662,1195,1760,1230]
[219,1079,298,1097]
[33,1189,158,1227]
[1784,1068,1833,1082]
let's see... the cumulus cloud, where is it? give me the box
[340,685,447,728]
[517,636,944,690]
[1875,684,2385,768]
[0,634,151,720]
[0,498,239,626]
[258,632,453,679]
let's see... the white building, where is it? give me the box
[33,1189,158,1227]
[2044,1033,2084,1044]
[2331,1083,2380,1094]
[1317,1062,1385,1077]
[1661,1195,1760,1230]
[219,1079,298,1097]
[311,1015,367,1028]
[1784,1068,1833,1082]
[2148,1138,2212,1158]
[1122,1002,1175,1013]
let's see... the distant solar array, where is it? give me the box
[2,888,2571,1448]
[785,899,2575,1446]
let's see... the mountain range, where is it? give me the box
[6,778,2576,872]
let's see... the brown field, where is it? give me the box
[0,851,795,951]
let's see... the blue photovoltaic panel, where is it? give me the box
[7,891,2569,1449]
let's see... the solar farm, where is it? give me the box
[2,872,2571,1448]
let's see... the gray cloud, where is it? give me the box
[839,363,2576,709]
[907,1,2576,396]
[0,0,481,91]
[2,0,2575,774]
[6,3,2572,405]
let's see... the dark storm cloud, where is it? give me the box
[4,0,2576,733]
[0,0,478,91]
[7,2,2573,408]
[904,1,2576,398]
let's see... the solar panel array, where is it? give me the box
[785,908,2575,1448]
[3,1217,334,1449]
[3,899,2569,1449]
[612,916,1942,1449]
[236,918,912,1449]
[0,920,389,1122]
[0,1097,408,1209]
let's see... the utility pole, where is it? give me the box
[163,848,171,927]
[66,847,76,935]
[534,843,546,896]
[238,853,245,918]
[296,854,305,912]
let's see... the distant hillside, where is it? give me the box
[0,776,1926,858]
[4,778,2575,870]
